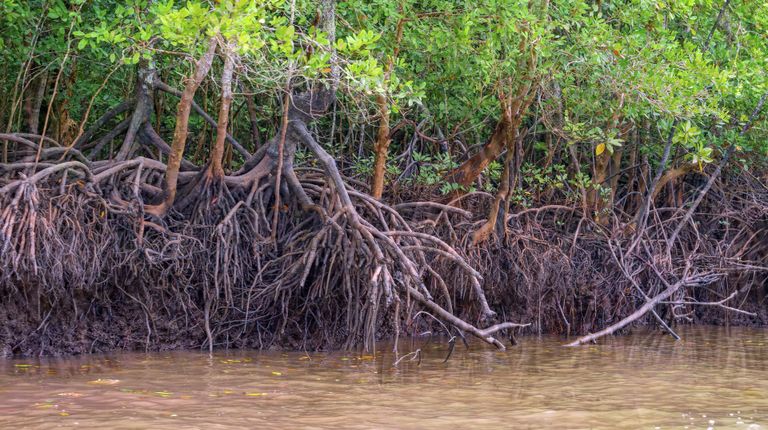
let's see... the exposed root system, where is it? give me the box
[1,116,531,356]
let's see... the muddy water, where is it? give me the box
[1,327,766,429]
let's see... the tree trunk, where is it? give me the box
[147,38,218,216]
[57,58,79,145]
[472,129,517,244]
[447,80,534,190]
[244,92,261,150]
[448,117,510,190]
[370,94,391,199]
[370,16,405,199]
[589,147,610,223]
[210,46,234,178]
[624,131,639,214]
[607,146,623,215]
[116,61,156,161]
[27,71,48,135]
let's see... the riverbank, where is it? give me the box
[3,0,768,359]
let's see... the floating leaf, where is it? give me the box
[246,392,267,396]
[88,378,120,385]
[271,371,282,376]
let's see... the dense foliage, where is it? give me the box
[2,1,766,179]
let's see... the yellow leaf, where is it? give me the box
[88,378,120,385]
[271,371,282,376]
[595,143,606,156]
[246,392,267,396]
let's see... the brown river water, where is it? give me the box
[1,326,766,429]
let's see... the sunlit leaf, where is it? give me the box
[595,143,606,156]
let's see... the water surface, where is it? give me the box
[1,327,766,429]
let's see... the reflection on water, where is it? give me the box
[1,327,766,429]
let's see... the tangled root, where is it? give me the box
[0,133,526,356]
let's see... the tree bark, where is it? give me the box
[244,92,261,149]
[116,61,155,161]
[210,45,234,178]
[448,117,510,190]
[27,71,48,135]
[370,16,405,199]
[371,93,391,199]
[146,38,218,216]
